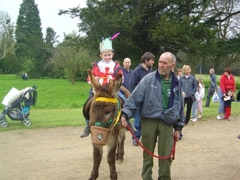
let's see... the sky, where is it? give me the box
[0,0,86,42]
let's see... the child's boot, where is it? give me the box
[80,124,90,138]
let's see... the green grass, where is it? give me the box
[188,101,240,119]
[0,74,91,109]
[196,74,240,89]
[0,74,239,132]
[190,73,240,120]
[0,108,86,131]
[0,75,90,132]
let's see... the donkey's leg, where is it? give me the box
[116,128,126,164]
[107,141,117,180]
[89,145,103,180]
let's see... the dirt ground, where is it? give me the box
[1,116,240,180]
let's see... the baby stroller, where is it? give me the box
[0,85,37,128]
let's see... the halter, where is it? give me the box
[94,97,121,128]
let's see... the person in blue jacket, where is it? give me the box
[179,65,197,125]
[205,68,217,107]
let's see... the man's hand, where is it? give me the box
[121,116,127,127]
[182,92,186,98]
[174,130,180,142]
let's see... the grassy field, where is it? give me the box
[195,74,240,89]
[0,74,239,132]
[0,74,91,109]
[0,75,90,132]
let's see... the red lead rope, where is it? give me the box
[127,124,177,160]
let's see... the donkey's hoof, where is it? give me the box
[88,175,97,180]
[117,159,123,164]
[88,178,96,180]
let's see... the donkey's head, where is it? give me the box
[87,69,122,127]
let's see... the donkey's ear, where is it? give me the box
[110,73,122,94]
[87,69,100,89]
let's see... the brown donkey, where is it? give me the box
[85,69,128,180]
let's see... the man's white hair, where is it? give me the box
[161,52,176,63]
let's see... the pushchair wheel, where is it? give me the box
[22,118,32,127]
[0,118,8,128]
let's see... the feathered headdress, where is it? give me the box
[99,32,120,52]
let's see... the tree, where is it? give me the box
[48,33,96,84]
[15,0,44,77]
[0,11,18,73]
[45,27,59,48]
[0,11,15,59]
[59,1,214,62]
[206,0,240,39]
[200,0,240,71]
[60,0,240,71]
[41,27,59,75]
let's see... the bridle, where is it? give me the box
[94,97,121,128]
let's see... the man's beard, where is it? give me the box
[159,69,170,76]
[146,63,152,69]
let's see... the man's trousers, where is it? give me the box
[141,118,174,180]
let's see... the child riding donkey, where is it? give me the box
[81,33,135,138]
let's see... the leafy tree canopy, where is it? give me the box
[15,0,45,77]
[60,0,240,70]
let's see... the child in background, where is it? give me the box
[176,69,183,80]
[222,89,234,121]
[191,78,205,122]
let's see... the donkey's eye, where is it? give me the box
[105,111,112,116]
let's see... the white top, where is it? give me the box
[195,83,205,101]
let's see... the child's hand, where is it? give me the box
[233,93,236,98]
[107,75,113,80]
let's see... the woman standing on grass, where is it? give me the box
[217,67,236,120]
[205,68,217,107]
[179,65,197,125]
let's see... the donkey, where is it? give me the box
[85,69,128,180]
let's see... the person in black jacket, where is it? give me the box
[222,89,234,120]
[130,52,155,146]
[237,90,240,102]
[121,57,132,91]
